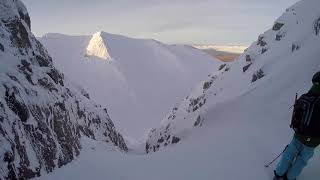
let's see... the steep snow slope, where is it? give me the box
[40,32,222,140]
[146,0,320,153]
[0,1,127,179]
[37,89,320,180]
[35,0,320,180]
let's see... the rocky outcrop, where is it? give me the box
[291,43,300,52]
[218,64,227,71]
[243,63,252,73]
[272,22,284,31]
[251,69,265,83]
[85,31,112,60]
[0,1,127,179]
[0,43,4,51]
[315,17,320,35]
[257,35,267,47]
[145,74,218,154]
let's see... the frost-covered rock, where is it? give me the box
[0,1,127,179]
[251,69,265,83]
[86,31,112,60]
[272,22,284,31]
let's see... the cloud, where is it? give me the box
[21,0,299,44]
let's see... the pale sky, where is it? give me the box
[21,0,299,45]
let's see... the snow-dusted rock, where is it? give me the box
[0,1,127,179]
[86,31,112,60]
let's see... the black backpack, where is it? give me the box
[291,93,320,137]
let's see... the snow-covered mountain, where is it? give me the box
[194,44,246,62]
[146,0,320,154]
[3,0,320,179]
[40,31,222,140]
[0,1,127,179]
[36,1,320,180]
[194,45,247,54]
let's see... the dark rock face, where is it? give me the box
[275,30,286,41]
[291,44,300,52]
[0,43,4,51]
[38,77,58,92]
[4,86,30,123]
[194,115,204,127]
[276,34,282,41]
[315,17,320,35]
[7,19,31,49]
[251,69,265,83]
[145,75,215,154]
[0,1,127,179]
[203,81,211,90]
[82,92,90,99]
[145,111,177,153]
[272,22,284,31]
[157,137,164,143]
[218,64,226,71]
[18,8,31,29]
[1,80,129,180]
[243,63,252,73]
[257,35,267,47]
[245,55,251,62]
[256,36,269,55]
[261,48,268,54]
[244,55,253,73]
[145,128,181,153]
[47,68,64,86]
[35,55,51,67]
[18,59,34,85]
[171,136,180,144]
[189,95,206,112]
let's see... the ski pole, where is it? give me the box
[264,145,288,168]
[289,93,298,110]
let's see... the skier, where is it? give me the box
[273,72,320,180]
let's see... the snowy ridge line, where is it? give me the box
[40,29,223,140]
